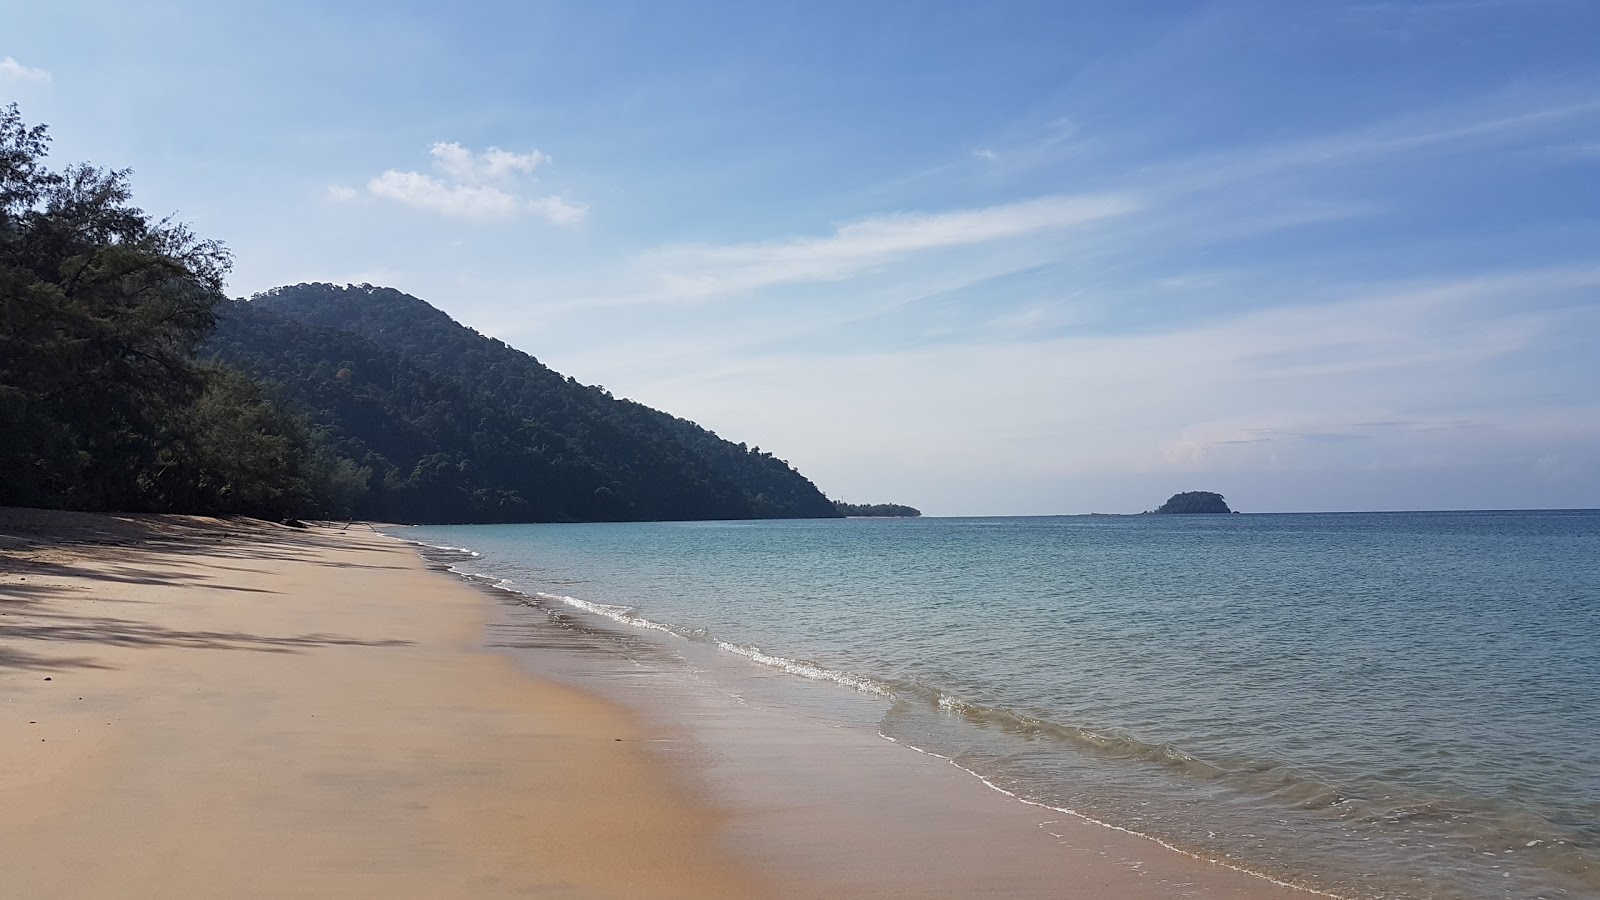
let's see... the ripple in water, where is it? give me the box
[405,511,1600,899]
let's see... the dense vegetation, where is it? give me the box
[206,287,841,523]
[2,105,841,524]
[0,104,349,519]
[835,502,921,517]
[1151,491,1234,514]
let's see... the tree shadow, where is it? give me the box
[0,580,82,604]
[3,558,282,592]
[0,645,113,672]
[2,513,413,590]
[1,512,422,672]
[1,607,411,671]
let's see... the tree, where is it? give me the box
[0,104,322,517]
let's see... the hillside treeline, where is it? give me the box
[206,286,840,523]
[1,105,841,523]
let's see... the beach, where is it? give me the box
[0,510,757,898]
[2,509,1326,898]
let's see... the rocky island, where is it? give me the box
[1151,491,1235,514]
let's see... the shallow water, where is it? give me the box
[406,511,1600,899]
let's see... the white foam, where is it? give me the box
[538,591,686,637]
[397,538,482,558]
[714,641,894,697]
[395,537,892,702]
[878,734,1350,899]
[432,545,482,557]
[509,584,894,699]
[937,692,975,712]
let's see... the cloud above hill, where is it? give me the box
[337,141,585,224]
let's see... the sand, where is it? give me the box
[0,509,758,898]
[2,509,1323,899]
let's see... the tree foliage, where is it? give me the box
[0,105,337,518]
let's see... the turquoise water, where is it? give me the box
[406,512,1600,899]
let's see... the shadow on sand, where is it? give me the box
[0,509,413,671]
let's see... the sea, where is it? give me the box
[402,511,1600,900]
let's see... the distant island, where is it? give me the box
[835,502,922,518]
[1150,491,1235,514]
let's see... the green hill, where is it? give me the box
[205,284,840,524]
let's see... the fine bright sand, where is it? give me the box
[0,510,757,898]
[1,509,1319,899]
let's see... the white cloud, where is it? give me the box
[0,57,51,83]
[326,185,359,202]
[428,142,549,182]
[528,195,588,225]
[367,170,523,218]
[359,140,582,223]
[645,193,1139,301]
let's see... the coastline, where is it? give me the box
[0,509,758,898]
[411,532,1327,899]
[3,508,1322,898]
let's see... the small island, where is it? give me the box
[835,501,922,518]
[1150,491,1235,514]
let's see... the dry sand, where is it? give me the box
[0,509,759,899]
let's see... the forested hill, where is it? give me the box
[206,283,841,524]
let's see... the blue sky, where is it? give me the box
[6,0,1599,514]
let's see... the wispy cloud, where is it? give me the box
[580,86,1593,317]
[0,56,51,83]
[542,262,1599,507]
[527,195,588,226]
[965,118,1082,173]
[1346,0,1569,16]
[1144,95,1600,197]
[642,193,1139,301]
[360,141,584,223]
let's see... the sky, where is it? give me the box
[5,0,1599,515]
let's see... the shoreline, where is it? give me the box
[409,533,1327,899]
[4,508,1323,898]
